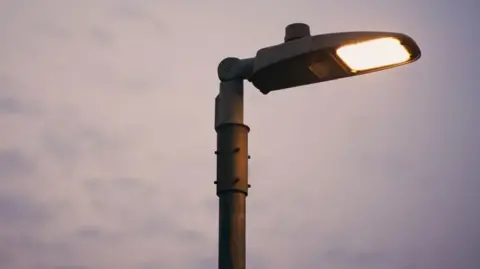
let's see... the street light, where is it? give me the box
[214,23,421,269]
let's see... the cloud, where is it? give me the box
[0,149,36,178]
[136,262,167,269]
[0,97,25,114]
[0,194,51,227]
[40,118,129,166]
[89,27,114,46]
[108,2,150,21]
[75,226,102,239]
[0,75,37,115]
[103,0,169,37]
[83,177,203,242]
[33,263,90,269]
[0,247,14,268]
[195,257,215,269]
[0,235,75,269]
[322,248,388,267]
[31,20,72,40]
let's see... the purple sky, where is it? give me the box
[0,0,479,269]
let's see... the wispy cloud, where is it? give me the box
[0,149,36,178]
[0,195,51,227]
[89,26,114,46]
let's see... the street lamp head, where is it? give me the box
[248,24,421,94]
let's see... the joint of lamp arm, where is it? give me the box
[218,57,255,82]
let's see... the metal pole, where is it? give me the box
[215,79,249,269]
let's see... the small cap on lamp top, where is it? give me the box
[284,23,311,42]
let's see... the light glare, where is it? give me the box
[336,37,411,72]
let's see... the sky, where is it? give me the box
[0,0,479,268]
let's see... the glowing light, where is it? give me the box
[336,37,411,72]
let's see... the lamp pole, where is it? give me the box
[215,58,254,269]
[213,23,420,269]
[213,25,317,269]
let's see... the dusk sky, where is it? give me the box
[1,0,479,268]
